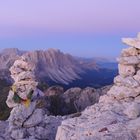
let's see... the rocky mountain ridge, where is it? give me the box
[0,48,97,85]
[0,48,117,88]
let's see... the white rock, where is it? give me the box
[133,70,140,84]
[118,64,135,77]
[133,75,140,84]
[16,87,42,100]
[11,71,35,82]
[121,47,138,57]
[23,109,44,128]
[55,100,135,140]
[0,121,9,140]
[10,66,23,75]
[14,81,38,88]
[136,69,140,76]
[6,90,19,108]
[117,56,139,65]
[136,63,140,68]
[107,85,140,99]
[9,103,36,127]
[11,128,25,139]
[134,96,140,103]
[124,102,140,119]
[13,59,30,70]
[122,37,140,49]
[114,75,139,88]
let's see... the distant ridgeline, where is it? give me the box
[0,48,117,89]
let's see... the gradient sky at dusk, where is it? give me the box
[0,0,140,58]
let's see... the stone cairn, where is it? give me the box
[6,56,45,139]
[108,32,140,118]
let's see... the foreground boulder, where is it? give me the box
[56,33,140,140]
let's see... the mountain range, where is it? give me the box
[0,48,118,88]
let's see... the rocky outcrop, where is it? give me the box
[56,33,140,140]
[60,87,100,114]
[45,86,107,116]
[44,86,64,96]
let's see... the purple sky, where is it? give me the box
[0,0,140,58]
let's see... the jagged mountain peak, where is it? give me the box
[0,48,116,87]
[23,49,85,84]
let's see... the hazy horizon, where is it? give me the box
[0,0,140,58]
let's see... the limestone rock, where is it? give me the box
[117,56,139,65]
[55,97,136,140]
[60,87,99,114]
[56,33,140,140]
[45,86,64,96]
[75,87,100,111]
[118,64,135,77]
[0,121,10,140]
[121,47,138,57]
[114,75,139,88]
[107,85,140,99]
[6,90,19,108]
[124,102,140,119]
[13,59,33,71]
[8,103,36,128]
[10,66,24,75]
[11,71,35,82]
[11,128,26,139]
[23,109,44,128]
[122,33,140,49]
[135,96,140,103]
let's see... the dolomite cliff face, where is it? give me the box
[55,33,140,140]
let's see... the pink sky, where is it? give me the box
[0,0,140,35]
[0,0,140,58]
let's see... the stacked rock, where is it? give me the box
[108,32,140,118]
[6,56,37,108]
[6,56,45,140]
